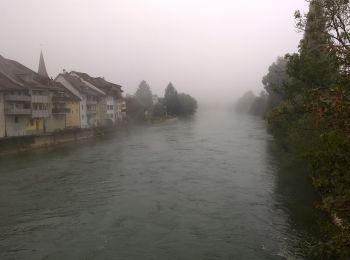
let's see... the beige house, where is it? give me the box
[0,53,72,137]
[46,83,78,132]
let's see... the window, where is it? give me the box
[14,116,18,123]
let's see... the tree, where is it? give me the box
[152,99,167,118]
[266,1,350,257]
[135,80,153,109]
[291,0,337,91]
[250,91,268,117]
[178,93,198,116]
[164,82,180,115]
[125,96,146,122]
[262,57,289,111]
[296,0,350,74]
[235,91,256,113]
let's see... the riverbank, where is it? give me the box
[0,126,126,156]
[149,116,178,124]
[0,117,178,156]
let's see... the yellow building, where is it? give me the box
[25,118,45,135]
[65,101,81,128]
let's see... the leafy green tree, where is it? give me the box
[295,0,350,78]
[262,57,289,111]
[178,93,197,116]
[164,82,180,115]
[290,0,337,93]
[135,80,153,109]
[266,1,350,257]
[125,96,146,122]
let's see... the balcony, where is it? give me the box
[4,94,31,102]
[32,110,50,118]
[52,107,70,114]
[32,95,50,103]
[52,96,68,103]
[87,110,97,115]
[86,100,98,105]
[5,107,32,115]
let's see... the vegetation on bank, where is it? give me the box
[125,81,197,123]
[236,0,350,258]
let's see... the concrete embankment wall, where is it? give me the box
[0,129,96,155]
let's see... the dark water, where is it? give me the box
[0,109,317,260]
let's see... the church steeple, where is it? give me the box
[38,49,49,78]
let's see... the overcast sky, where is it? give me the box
[0,0,308,104]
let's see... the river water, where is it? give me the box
[0,109,317,260]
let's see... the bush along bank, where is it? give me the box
[242,1,350,258]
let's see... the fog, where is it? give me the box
[0,0,308,104]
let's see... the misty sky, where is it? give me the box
[0,0,308,103]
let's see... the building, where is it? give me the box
[45,82,78,132]
[0,52,126,137]
[0,54,54,137]
[117,98,127,120]
[0,53,76,137]
[0,92,5,137]
[55,72,104,128]
[69,71,124,125]
[152,95,159,105]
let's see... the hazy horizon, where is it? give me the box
[0,0,308,104]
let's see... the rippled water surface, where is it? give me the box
[0,110,316,259]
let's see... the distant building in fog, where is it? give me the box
[152,95,160,105]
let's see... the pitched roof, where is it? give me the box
[0,54,50,90]
[0,71,23,91]
[70,71,123,96]
[51,81,81,101]
[57,73,103,96]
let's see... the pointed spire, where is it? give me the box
[38,49,49,78]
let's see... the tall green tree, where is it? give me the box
[262,57,289,111]
[164,82,180,115]
[135,80,153,109]
[290,0,336,92]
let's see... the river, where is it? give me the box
[0,109,317,260]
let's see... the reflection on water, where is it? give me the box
[0,109,316,260]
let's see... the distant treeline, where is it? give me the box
[236,1,350,258]
[235,57,286,117]
[126,81,197,122]
[234,90,267,117]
